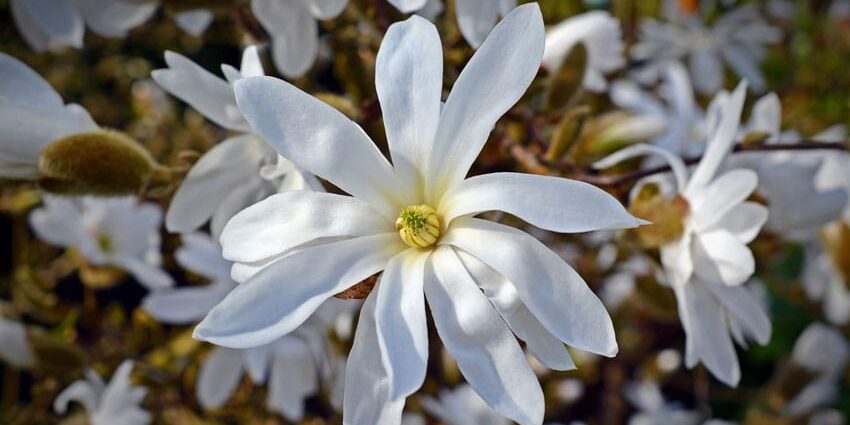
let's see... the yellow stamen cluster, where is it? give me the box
[396,205,441,249]
[97,234,114,253]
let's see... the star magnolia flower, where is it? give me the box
[785,323,850,417]
[541,11,625,92]
[250,0,348,78]
[387,0,516,49]
[0,52,97,178]
[195,6,643,424]
[596,82,771,386]
[0,316,35,369]
[631,4,781,94]
[29,196,173,290]
[54,360,150,425]
[153,46,321,237]
[142,232,347,420]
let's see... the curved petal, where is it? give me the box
[234,76,411,219]
[220,191,392,263]
[689,49,724,95]
[54,381,98,415]
[176,232,232,281]
[704,282,771,345]
[442,217,617,356]
[709,202,767,244]
[456,0,500,48]
[457,250,575,370]
[194,233,402,348]
[593,143,689,193]
[427,4,544,201]
[661,233,693,288]
[376,16,443,196]
[174,10,214,37]
[689,169,758,231]
[142,283,232,325]
[440,172,643,232]
[386,0,428,13]
[0,319,34,368]
[10,0,83,52]
[692,229,755,287]
[267,337,318,421]
[0,52,65,109]
[152,52,248,132]
[375,250,430,400]
[252,0,318,78]
[95,361,150,425]
[115,256,174,290]
[721,45,766,92]
[425,246,544,425]
[240,45,264,78]
[29,199,87,249]
[343,290,405,425]
[242,345,274,383]
[75,0,157,38]
[197,347,245,408]
[165,135,269,233]
[300,0,348,19]
[748,92,781,135]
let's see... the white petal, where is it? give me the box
[387,0,427,13]
[442,217,618,356]
[142,283,232,325]
[675,282,740,386]
[300,0,348,19]
[0,52,65,109]
[660,233,694,288]
[425,246,544,425]
[689,169,758,231]
[234,76,411,219]
[174,9,214,37]
[689,49,724,95]
[721,45,766,92]
[376,16,442,195]
[243,345,274,383]
[95,361,150,425]
[343,290,405,425]
[197,347,245,408]
[10,0,84,52]
[220,191,392,263]
[75,0,157,38]
[374,250,429,400]
[29,198,88,249]
[240,45,264,78]
[267,337,318,421]
[709,202,767,244]
[748,92,781,135]
[427,4,544,200]
[455,0,500,48]
[175,232,232,281]
[152,51,249,132]
[0,319,34,368]
[456,250,575,371]
[209,178,270,238]
[252,0,318,78]
[704,282,771,345]
[54,381,98,415]
[692,229,755,287]
[194,233,402,348]
[593,143,688,192]
[115,256,174,290]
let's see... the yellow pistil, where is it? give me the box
[97,234,114,253]
[396,205,441,249]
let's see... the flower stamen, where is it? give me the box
[396,205,441,249]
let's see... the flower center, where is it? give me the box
[396,205,441,249]
[97,234,114,253]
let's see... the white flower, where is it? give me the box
[541,11,625,92]
[386,0,516,49]
[10,0,158,52]
[195,6,642,424]
[0,316,35,369]
[419,384,512,425]
[632,4,781,94]
[29,196,172,290]
[54,360,150,425]
[0,52,97,179]
[142,232,347,420]
[250,0,349,78]
[596,82,771,386]
[786,323,850,417]
[153,46,321,237]
[802,232,850,326]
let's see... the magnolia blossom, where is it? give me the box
[195,6,642,424]
[153,46,320,237]
[142,233,345,420]
[0,316,35,368]
[29,196,172,290]
[596,82,771,386]
[632,4,781,94]
[0,52,97,179]
[54,360,150,425]
[785,323,850,417]
[541,11,625,92]
[250,0,348,78]
[418,384,512,425]
[387,0,516,49]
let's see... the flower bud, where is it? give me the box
[38,130,157,196]
[545,42,587,111]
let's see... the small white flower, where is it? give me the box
[542,11,625,92]
[195,6,642,424]
[0,52,97,179]
[54,360,150,425]
[785,323,850,417]
[0,316,35,369]
[386,0,516,49]
[142,232,348,420]
[29,196,172,290]
[152,46,321,237]
[632,4,781,94]
[419,384,512,425]
[250,0,349,78]
[597,82,771,386]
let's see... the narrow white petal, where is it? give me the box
[220,191,392,263]
[197,347,245,408]
[455,0,499,48]
[386,0,428,13]
[54,381,98,415]
[234,76,411,219]
[376,16,443,195]
[175,233,232,281]
[440,172,643,232]
[194,233,402,348]
[11,0,84,52]
[426,246,544,425]
[689,169,758,231]
[704,282,771,345]
[428,4,544,201]
[142,283,232,325]
[442,217,618,356]
[375,250,429,400]
[75,0,157,38]
[709,202,767,244]
[252,0,318,78]
[301,0,348,19]
[692,230,755,287]
[0,319,34,368]
[689,49,724,95]
[267,338,318,421]
[115,256,174,290]
[593,143,689,193]
[661,233,693,288]
[174,10,214,37]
